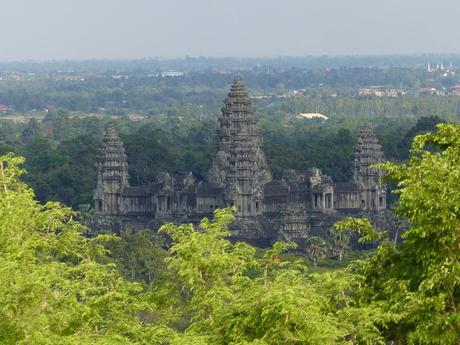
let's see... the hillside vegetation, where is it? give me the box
[0,124,458,344]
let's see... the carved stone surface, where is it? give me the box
[353,125,384,185]
[352,125,387,211]
[94,77,388,245]
[94,126,129,216]
[209,76,272,218]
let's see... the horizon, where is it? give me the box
[2,53,460,63]
[1,0,459,61]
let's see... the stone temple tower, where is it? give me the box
[208,76,272,218]
[94,126,129,216]
[353,125,386,211]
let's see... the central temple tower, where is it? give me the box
[94,126,129,216]
[208,76,272,217]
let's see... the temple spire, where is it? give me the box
[94,126,129,215]
[353,124,384,184]
[208,76,271,217]
[353,125,386,210]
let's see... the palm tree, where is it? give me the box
[307,236,327,267]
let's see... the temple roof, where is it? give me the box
[223,75,254,111]
[355,125,383,152]
[334,182,359,193]
[264,181,288,196]
[122,186,149,197]
[228,75,250,98]
[104,126,119,140]
[96,126,127,165]
[197,182,222,196]
[98,126,127,158]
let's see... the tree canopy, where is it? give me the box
[0,122,459,344]
[0,154,168,344]
[336,123,460,343]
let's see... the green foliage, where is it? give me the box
[262,125,356,180]
[306,236,328,267]
[160,209,389,344]
[339,124,460,344]
[334,217,387,244]
[3,128,459,344]
[0,153,168,344]
[394,115,445,160]
[104,230,169,284]
[330,223,352,262]
[21,134,99,207]
[121,119,216,186]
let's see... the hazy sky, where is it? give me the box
[1,0,459,60]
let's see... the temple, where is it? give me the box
[94,76,387,245]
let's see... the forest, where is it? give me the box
[0,122,459,344]
[1,64,459,210]
[0,67,459,114]
[0,63,459,344]
[0,108,445,209]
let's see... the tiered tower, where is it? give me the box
[94,126,129,215]
[208,76,272,217]
[353,125,386,211]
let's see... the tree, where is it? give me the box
[307,236,328,267]
[0,153,168,344]
[0,153,402,344]
[105,230,169,284]
[336,123,460,344]
[160,209,388,344]
[330,225,352,262]
[395,115,444,160]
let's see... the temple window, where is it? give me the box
[314,194,321,208]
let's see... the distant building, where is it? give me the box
[448,84,460,96]
[359,87,406,97]
[45,102,57,111]
[359,87,385,97]
[111,75,129,80]
[427,61,455,77]
[386,89,407,97]
[160,71,185,77]
[0,104,8,111]
[417,87,445,96]
[297,113,329,120]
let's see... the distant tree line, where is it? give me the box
[0,108,443,209]
[0,66,458,114]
